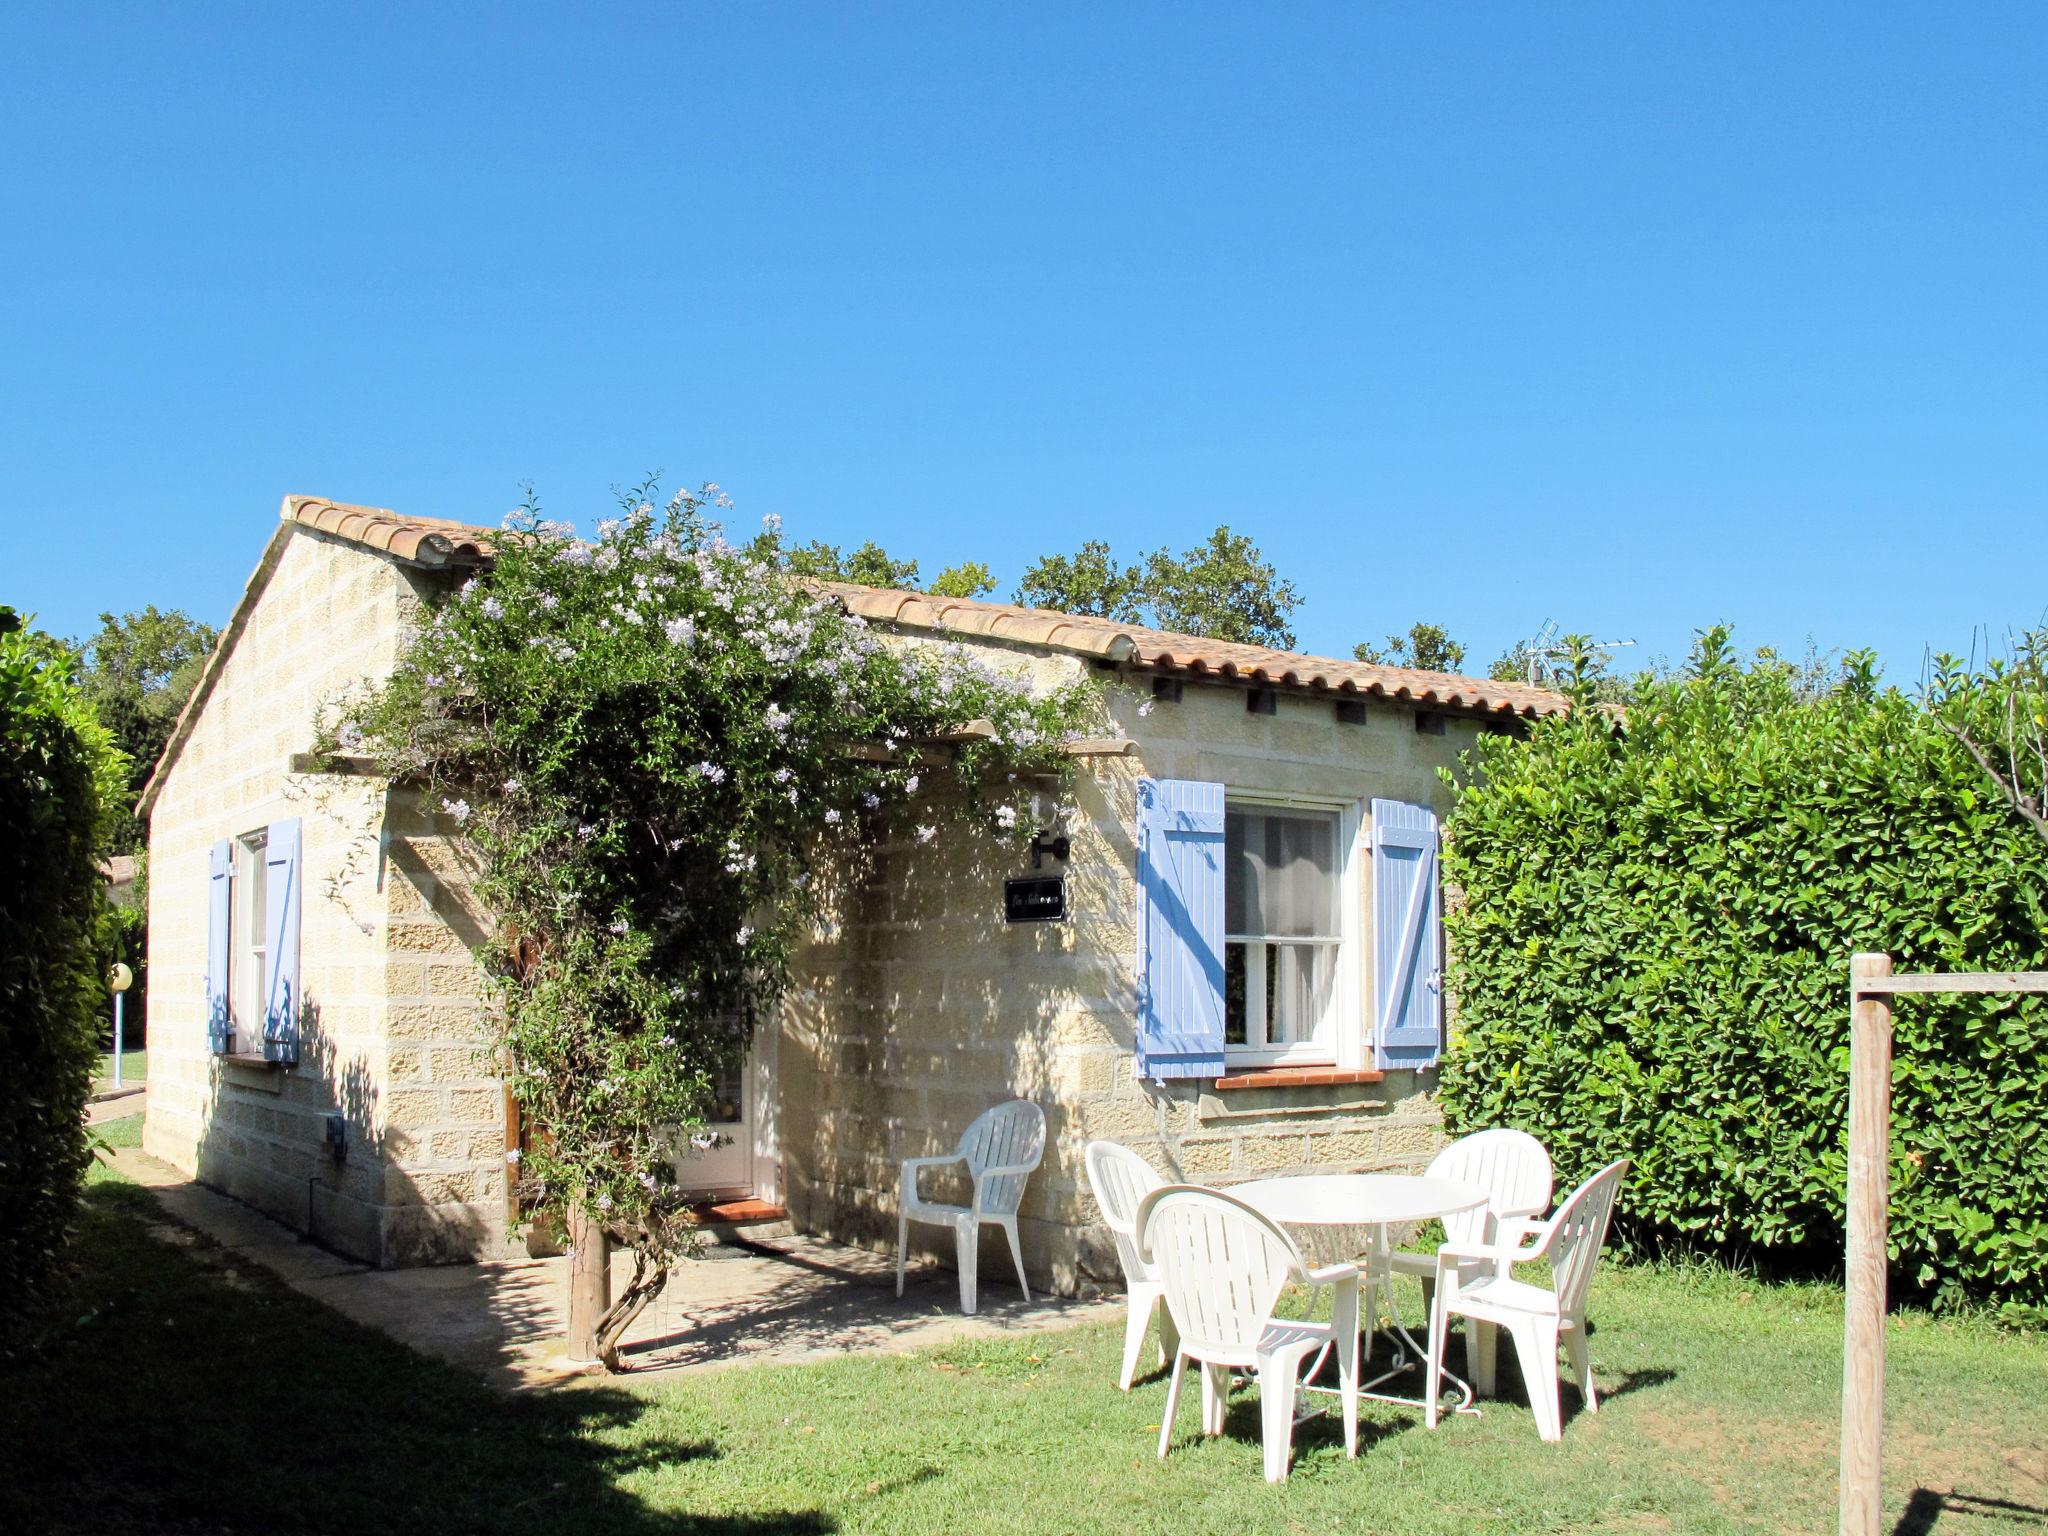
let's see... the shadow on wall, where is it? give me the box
[183,999,573,1381]
[385,803,498,953]
[782,764,1158,1289]
[787,758,1447,1296]
[188,996,499,1270]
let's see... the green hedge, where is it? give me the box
[1440,632,2048,1315]
[0,615,124,1350]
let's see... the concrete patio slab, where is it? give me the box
[105,1146,1120,1391]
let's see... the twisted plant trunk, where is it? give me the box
[594,1220,674,1371]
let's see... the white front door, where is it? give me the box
[675,1063,753,1196]
[671,1013,780,1202]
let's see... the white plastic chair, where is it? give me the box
[895,1100,1046,1315]
[1389,1127,1553,1388]
[1082,1140,1179,1390]
[1424,1158,1631,1442]
[1137,1184,1361,1483]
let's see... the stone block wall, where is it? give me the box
[144,525,509,1266]
[778,648,1492,1296]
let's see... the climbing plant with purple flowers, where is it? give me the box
[337,483,1091,1364]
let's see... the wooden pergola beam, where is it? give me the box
[1853,971,2048,995]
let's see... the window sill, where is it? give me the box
[1212,1066,1386,1092]
[221,1051,286,1070]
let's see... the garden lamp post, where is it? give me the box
[108,962,134,1088]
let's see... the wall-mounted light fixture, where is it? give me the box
[1025,771,1072,868]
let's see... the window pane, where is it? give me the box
[1261,809,1336,936]
[709,1070,744,1124]
[1225,811,1251,935]
[245,844,268,948]
[1224,942,1249,1045]
[1268,942,1335,1046]
[1227,806,1337,937]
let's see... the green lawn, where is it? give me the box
[92,1048,146,1092]
[4,1124,2043,1535]
[92,1109,145,1150]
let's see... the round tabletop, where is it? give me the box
[1227,1173,1487,1228]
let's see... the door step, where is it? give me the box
[688,1198,792,1247]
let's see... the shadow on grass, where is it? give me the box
[0,1183,834,1536]
[1134,1321,1680,1447]
[1895,1488,2048,1534]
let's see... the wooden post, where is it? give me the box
[1840,951,1893,1536]
[566,1205,609,1365]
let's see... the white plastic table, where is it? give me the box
[1229,1172,1488,1417]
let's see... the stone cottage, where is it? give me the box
[140,495,1566,1288]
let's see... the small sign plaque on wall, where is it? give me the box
[1005,875,1067,923]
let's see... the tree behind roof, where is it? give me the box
[1013,526,1300,647]
[73,606,217,852]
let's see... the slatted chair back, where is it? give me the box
[1427,1127,1554,1247]
[1137,1186,1309,1357]
[1084,1141,1167,1283]
[1542,1158,1631,1318]
[961,1100,1046,1217]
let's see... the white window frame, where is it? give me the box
[1222,792,1364,1069]
[232,828,268,1049]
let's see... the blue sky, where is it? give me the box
[4,2,2043,679]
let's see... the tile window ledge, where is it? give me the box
[1212,1066,1386,1092]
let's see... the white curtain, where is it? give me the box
[1226,806,1337,937]
[1268,941,1336,1044]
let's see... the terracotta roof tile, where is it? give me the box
[818,582,1567,718]
[274,498,1567,719]
[282,495,494,568]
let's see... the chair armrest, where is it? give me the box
[901,1154,966,1202]
[977,1158,1043,1181]
[1436,1239,1539,1273]
[1494,1215,1546,1246]
[1304,1262,1361,1287]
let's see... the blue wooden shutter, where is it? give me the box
[1136,778,1226,1080]
[263,818,303,1064]
[206,839,233,1053]
[1372,798,1443,1070]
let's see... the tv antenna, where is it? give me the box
[1517,620,1637,687]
